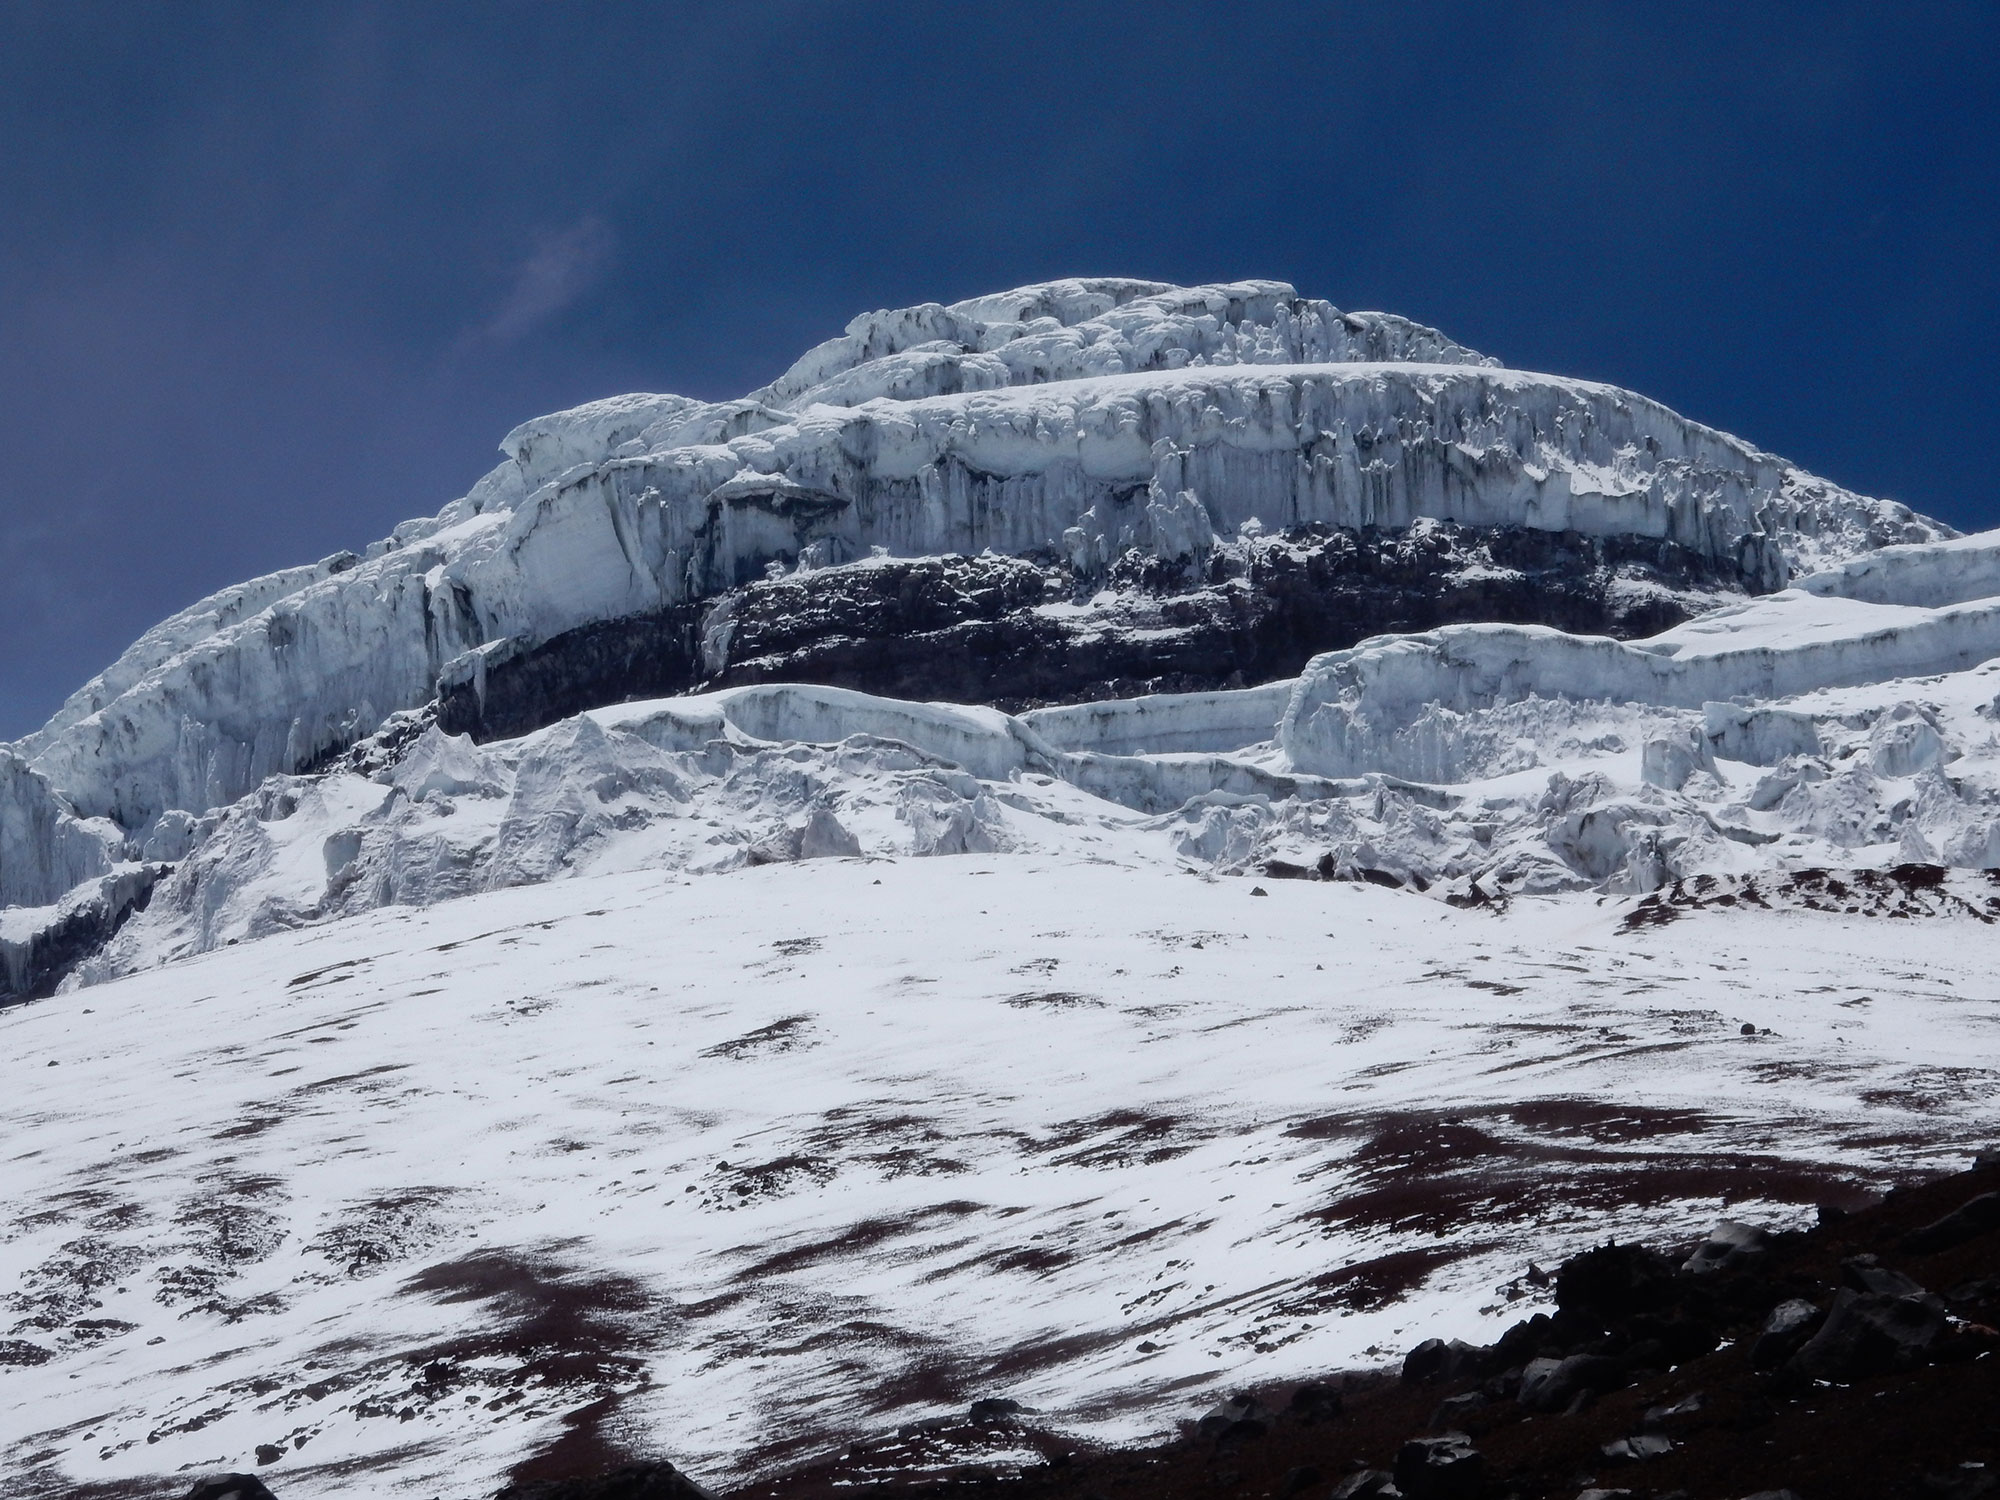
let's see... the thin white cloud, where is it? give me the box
[476,215,616,346]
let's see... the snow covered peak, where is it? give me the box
[748,277,1495,414]
[0,277,1957,925]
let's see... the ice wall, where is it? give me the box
[1279,591,2000,780]
[1799,531,2000,609]
[0,278,1950,913]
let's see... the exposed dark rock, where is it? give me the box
[1393,1431,1484,1500]
[1748,1298,1822,1369]
[1519,1353,1628,1412]
[1428,1391,1487,1431]
[1554,1242,1681,1329]
[495,1459,715,1500]
[1682,1220,1773,1275]
[437,522,1761,743]
[182,1477,279,1500]
[1278,1463,1324,1497]
[1841,1254,1927,1297]
[1197,1393,1274,1447]
[0,862,171,1002]
[1788,1285,1947,1381]
[582,1156,2000,1500]
[970,1398,1028,1424]
[1401,1337,1481,1386]
[1904,1192,2000,1254]
[1600,1432,1674,1461]
[1289,1381,1344,1423]
[1329,1470,1400,1500]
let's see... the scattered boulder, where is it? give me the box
[1330,1470,1400,1500]
[1789,1285,1946,1381]
[1289,1381,1343,1423]
[967,1397,1026,1424]
[1842,1253,1928,1297]
[494,1461,715,1500]
[1599,1433,1673,1461]
[1393,1432,1484,1500]
[1197,1392,1273,1446]
[183,1479,279,1500]
[1401,1337,1481,1386]
[1554,1241,1679,1327]
[1920,1467,2000,1500]
[1682,1219,1773,1274]
[1751,1298,1823,1369]
[1428,1390,1486,1430]
[1519,1353,1626,1412]
[1904,1192,2000,1254]
[1278,1464,1325,1497]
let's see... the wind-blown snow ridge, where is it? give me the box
[0,278,1944,917]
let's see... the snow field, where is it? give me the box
[6,856,1998,1496]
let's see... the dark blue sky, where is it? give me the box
[2,1,1994,738]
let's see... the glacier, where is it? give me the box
[0,277,1945,923]
[7,277,2000,1499]
[55,538,2000,982]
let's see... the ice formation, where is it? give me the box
[10,278,2000,1500]
[42,530,2000,983]
[0,278,1947,930]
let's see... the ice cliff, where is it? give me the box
[0,277,1972,989]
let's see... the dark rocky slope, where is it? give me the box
[447,1153,2000,1500]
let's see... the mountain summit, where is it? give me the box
[8,282,2000,1499]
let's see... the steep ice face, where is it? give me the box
[0,278,1946,918]
[0,753,114,907]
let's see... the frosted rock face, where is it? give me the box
[0,278,1945,915]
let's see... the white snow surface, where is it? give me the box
[0,278,1946,909]
[7,857,1999,1498]
[7,279,2000,1497]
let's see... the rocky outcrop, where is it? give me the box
[0,864,168,1001]
[438,521,1758,742]
[662,1153,2000,1500]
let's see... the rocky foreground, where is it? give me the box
[596,1155,1997,1500]
[177,1151,2000,1500]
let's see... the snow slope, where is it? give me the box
[7,856,1998,1498]
[6,278,2000,1499]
